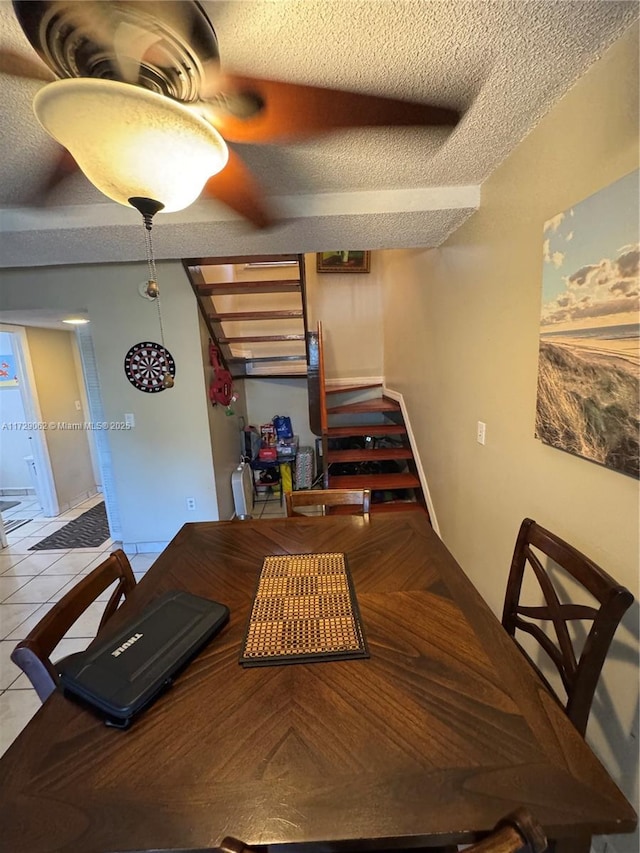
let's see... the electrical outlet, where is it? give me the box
[124,413,135,427]
[477,421,486,445]
[186,497,196,511]
[75,400,82,411]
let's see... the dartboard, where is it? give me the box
[124,342,175,393]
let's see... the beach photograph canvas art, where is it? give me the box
[536,170,639,479]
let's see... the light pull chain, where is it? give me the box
[142,219,174,388]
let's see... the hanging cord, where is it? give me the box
[142,220,173,387]
[143,226,165,344]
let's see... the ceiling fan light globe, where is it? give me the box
[33,78,229,213]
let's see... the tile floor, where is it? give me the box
[0,492,287,757]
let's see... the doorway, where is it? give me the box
[0,325,58,526]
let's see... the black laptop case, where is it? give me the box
[57,590,229,728]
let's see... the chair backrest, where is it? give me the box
[502,518,633,736]
[285,488,371,517]
[11,548,136,703]
[464,808,547,853]
[115,808,547,853]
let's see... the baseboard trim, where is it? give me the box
[122,540,169,554]
[382,385,440,537]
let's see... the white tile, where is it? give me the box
[3,603,55,641]
[46,577,81,603]
[0,554,28,574]
[130,554,157,572]
[0,640,23,689]
[2,538,46,554]
[4,521,48,538]
[63,601,105,638]
[3,536,28,549]
[26,549,71,557]
[77,554,109,575]
[32,522,70,537]
[0,689,42,758]
[4,574,78,605]
[134,542,165,553]
[0,576,32,603]
[0,553,66,576]
[4,672,29,690]
[48,576,117,604]
[55,509,86,520]
[44,551,104,575]
[0,603,42,640]
[63,545,110,554]
[1,509,21,520]
[53,635,92,659]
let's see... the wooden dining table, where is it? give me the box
[0,512,636,853]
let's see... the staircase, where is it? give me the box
[310,325,430,518]
[185,255,429,519]
[184,254,308,379]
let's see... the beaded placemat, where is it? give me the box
[240,552,369,667]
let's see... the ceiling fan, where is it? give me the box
[1,0,461,228]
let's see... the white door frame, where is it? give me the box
[0,323,59,517]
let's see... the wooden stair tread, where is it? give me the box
[326,448,412,462]
[371,502,428,514]
[231,371,307,379]
[327,398,400,415]
[328,473,420,489]
[186,253,298,265]
[209,310,303,321]
[196,280,300,295]
[325,383,382,395]
[327,501,426,515]
[228,355,305,363]
[219,334,305,344]
[327,424,406,437]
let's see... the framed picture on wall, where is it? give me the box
[316,251,371,273]
[536,168,639,479]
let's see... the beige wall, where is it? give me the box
[381,24,639,850]
[25,327,96,508]
[244,377,316,451]
[305,252,383,380]
[198,312,249,520]
[1,261,220,545]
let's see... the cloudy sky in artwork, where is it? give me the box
[540,170,639,329]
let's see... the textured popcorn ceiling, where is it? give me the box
[0,0,637,267]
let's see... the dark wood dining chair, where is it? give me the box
[114,807,547,853]
[502,518,633,737]
[285,487,371,516]
[11,548,136,703]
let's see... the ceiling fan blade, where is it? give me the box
[201,150,273,229]
[210,74,460,144]
[31,149,79,204]
[0,49,55,82]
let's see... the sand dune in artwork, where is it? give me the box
[536,341,639,479]
[542,334,640,368]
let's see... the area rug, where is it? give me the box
[4,518,32,534]
[0,500,20,512]
[29,502,109,550]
